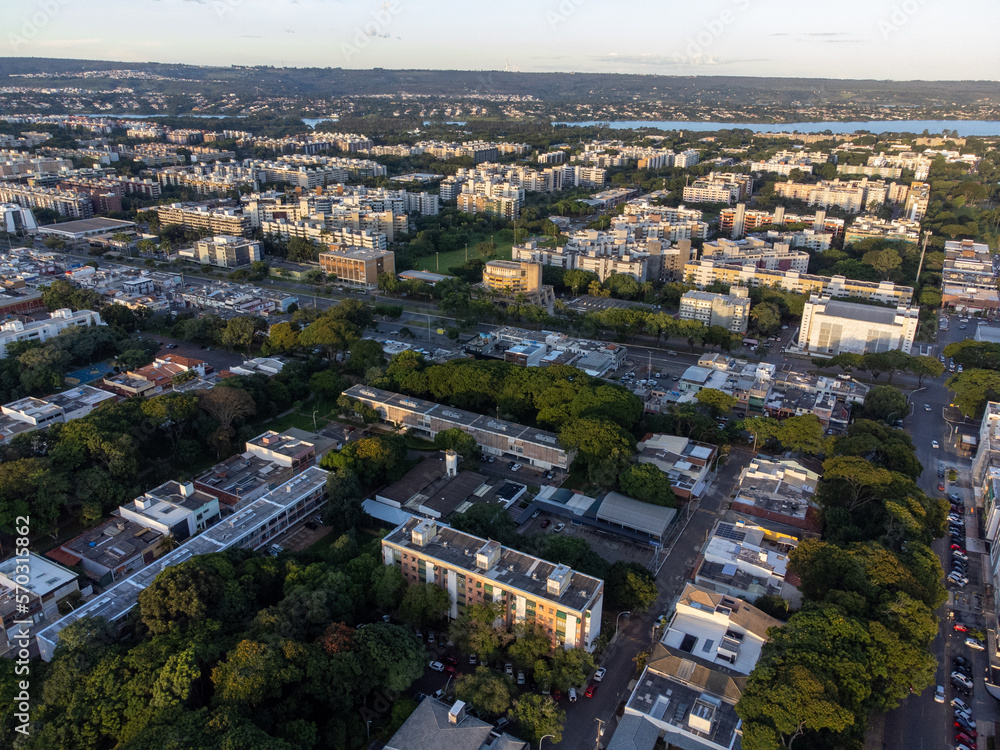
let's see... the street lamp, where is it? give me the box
[615,611,631,640]
[539,734,555,750]
[312,409,318,432]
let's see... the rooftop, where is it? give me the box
[384,517,603,612]
[57,517,163,571]
[386,698,526,750]
[0,552,76,596]
[817,299,905,324]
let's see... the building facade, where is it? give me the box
[679,288,752,334]
[796,295,919,356]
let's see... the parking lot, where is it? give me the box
[146,333,244,373]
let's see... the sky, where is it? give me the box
[3,0,998,81]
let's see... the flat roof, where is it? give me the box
[819,299,901,324]
[37,217,136,237]
[384,517,603,612]
[597,492,676,538]
[0,551,76,596]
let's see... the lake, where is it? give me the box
[554,120,1000,136]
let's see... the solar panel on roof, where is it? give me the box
[714,523,747,542]
[721,563,738,577]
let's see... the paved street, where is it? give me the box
[882,313,998,749]
[553,448,754,748]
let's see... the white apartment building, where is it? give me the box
[796,295,919,356]
[683,172,753,205]
[679,288,751,334]
[513,232,649,282]
[0,308,104,357]
[700,237,810,273]
[0,203,38,234]
[190,235,262,269]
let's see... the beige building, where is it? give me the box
[382,517,604,650]
[154,203,252,237]
[796,295,919,356]
[679,288,751,334]
[684,260,914,306]
[483,260,542,295]
[318,247,395,289]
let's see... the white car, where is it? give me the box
[924,404,931,411]
[951,697,971,712]
[966,637,986,651]
[951,671,973,689]
[553,523,565,533]
[932,440,940,449]
[934,685,945,703]
[429,661,445,672]
[593,667,607,683]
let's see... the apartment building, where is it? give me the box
[683,260,914,305]
[700,237,810,273]
[382,517,604,650]
[0,184,94,219]
[674,149,701,168]
[679,288,752,334]
[514,230,650,282]
[941,238,1000,312]
[0,308,104,357]
[796,295,919,356]
[773,177,905,213]
[682,173,754,205]
[118,480,221,542]
[190,235,262,269]
[748,150,827,176]
[153,203,252,238]
[867,151,933,181]
[37,466,329,661]
[0,155,73,176]
[0,553,78,655]
[318,247,395,289]
[844,216,922,245]
[344,385,573,470]
[262,219,388,251]
[720,204,845,239]
[905,181,931,221]
[457,192,521,221]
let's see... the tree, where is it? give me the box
[862,248,902,280]
[741,416,780,451]
[860,385,908,423]
[221,316,259,354]
[695,388,738,417]
[321,434,408,487]
[776,415,825,455]
[618,463,676,507]
[863,350,912,384]
[398,583,451,628]
[346,338,386,375]
[265,321,300,354]
[455,666,514,718]
[548,648,595,691]
[507,622,553,670]
[309,369,346,400]
[449,602,511,662]
[321,470,367,535]
[750,302,782,336]
[433,427,480,461]
[820,456,894,511]
[558,418,634,487]
[509,694,565,745]
[198,386,256,429]
[212,640,290,708]
[298,317,358,362]
[605,561,659,611]
[353,623,426,694]
[947,369,1000,417]
[370,565,408,612]
[450,502,517,546]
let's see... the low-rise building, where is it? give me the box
[700,237,810,273]
[382,517,604,650]
[844,216,922,245]
[37,466,329,660]
[189,235,262,269]
[636,434,718,500]
[0,385,116,440]
[117,481,221,542]
[319,247,395,289]
[679,288,751,334]
[0,553,79,655]
[344,385,573,470]
[385,699,526,750]
[694,518,800,603]
[941,238,1000,313]
[796,295,919,356]
[0,308,104,357]
[732,457,822,535]
[52,517,166,586]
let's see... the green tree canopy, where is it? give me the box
[618,463,677,507]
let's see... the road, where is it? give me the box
[553,448,754,749]
[881,313,997,749]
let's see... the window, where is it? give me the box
[701,639,715,653]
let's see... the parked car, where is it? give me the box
[568,687,578,702]
[949,573,969,587]
[951,697,971,712]
[954,551,969,563]
[593,667,607,683]
[933,440,940,449]
[951,671,973,690]
[444,656,459,666]
[517,671,525,685]
[955,712,977,730]
[955,734,977,749]
[951,544,967,553]
[955,622,971,634]
[552,689,562,701]
[584,683,597,698]
[924,404,931,411]
[939,468,946,478]
[934,685,946,703]
[504,663,514,676]
[493,717,510,732]
[540,519,551,529]
[429,661,445,672]
[955,718,977,735]
[469,654,478,665]
[966,637,986,651]
[553,523,565,533]
[511,463,522,472]
[939,482,947,491]
[655,614,668,628]
[950,493,962,502]
[954,656,972,670]
[444,664,457,675]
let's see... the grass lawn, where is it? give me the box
[405,434,439,451]
[263,410,331,433]
[413,235,515,273]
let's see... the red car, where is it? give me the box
[952,544,966,552]
[938,482,946,491]
[444,664,457,675]
[584,683,597,698]
[443,656,459,666]
[956,733,978,748]
[954,724,978,739]
[540,519,551,529]
[552,689,562,701]
[954,622,969,633]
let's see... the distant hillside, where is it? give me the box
[3,57,1000,106]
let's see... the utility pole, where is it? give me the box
[915,231,929,283]
[594,718,605,750]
